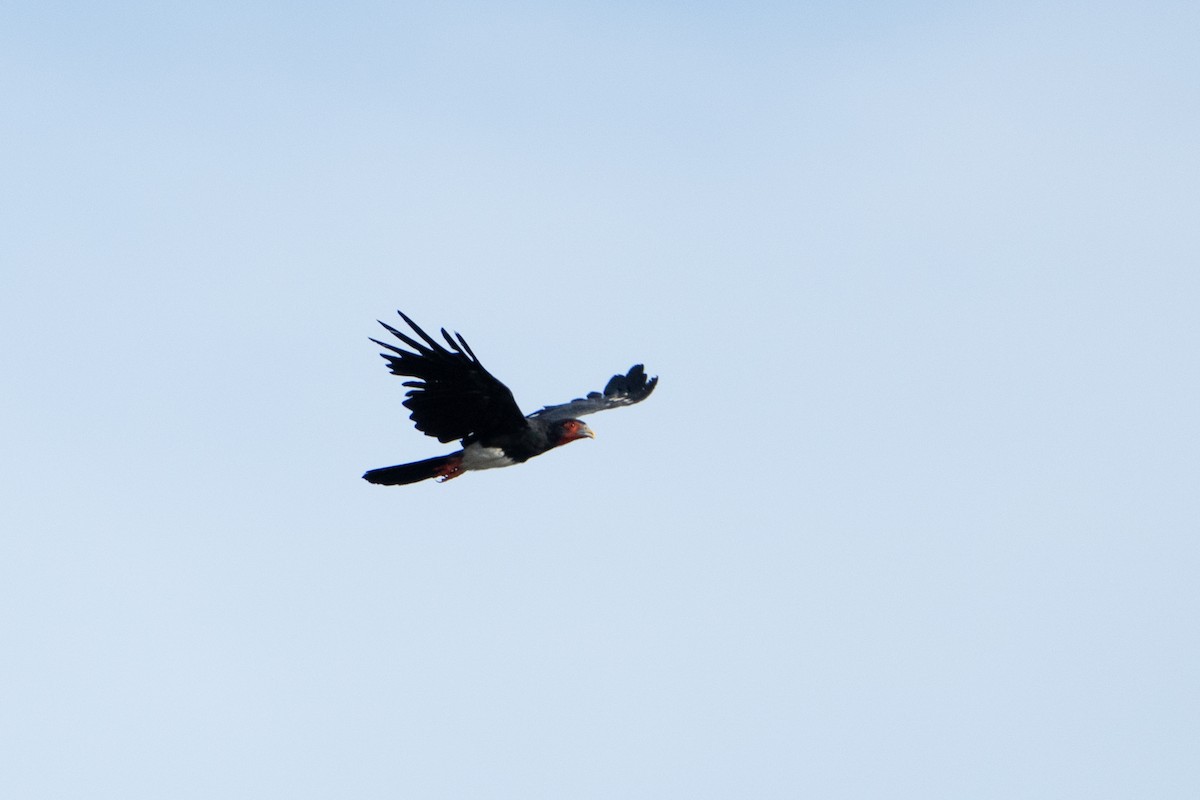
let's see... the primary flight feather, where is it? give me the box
[363,311,657,486]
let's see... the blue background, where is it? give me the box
[3,1,1198,796]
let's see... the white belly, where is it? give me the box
[461,443,517,471]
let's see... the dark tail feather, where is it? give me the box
[362,452,463,486]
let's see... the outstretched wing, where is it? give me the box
[371,311,527,443]
[529,364,658,422]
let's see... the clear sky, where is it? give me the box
[3,1,1198,797]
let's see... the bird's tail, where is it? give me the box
[362,452,464,486]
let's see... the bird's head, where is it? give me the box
[554,418,595,446]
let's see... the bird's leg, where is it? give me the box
[434,456,465,482]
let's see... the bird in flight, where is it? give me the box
[363,311,657,486]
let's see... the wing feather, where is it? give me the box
[529,364,658,422]
[372,312,526,443]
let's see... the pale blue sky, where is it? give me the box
[3,1,1198,797]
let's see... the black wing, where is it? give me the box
[371,311,527,443]
[528,364,658,422]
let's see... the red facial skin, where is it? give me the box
[556,419,595,446]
